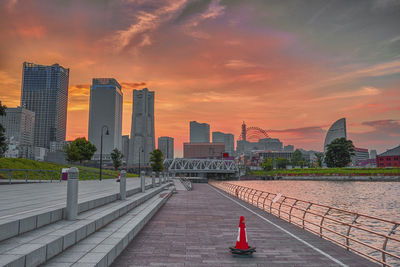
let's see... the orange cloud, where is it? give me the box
[16,26,45,38]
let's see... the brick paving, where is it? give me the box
[113,184,377,266]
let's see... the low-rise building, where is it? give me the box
[377,145,400,168]
[183,142,224,159]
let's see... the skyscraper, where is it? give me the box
[190,121,210,143]
[88,78,123,159]
[212,131,234,156]
[324,118,347,152]
[128,88,155,166]
[158,136,174,159]
[21,62,69,148]
[121,135,130,163]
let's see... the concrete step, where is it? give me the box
[0,182,173,267]
[44,188,174,267]
[0,180,156,242]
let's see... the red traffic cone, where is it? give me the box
[229,216,256,255]
[116,173,120,182]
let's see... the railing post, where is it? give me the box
[302,203,312,229]
[8,170,11,184]
[152,172,155,188]
[263,193,270,211]
[66,167,79,220]
[25,170,28,183]
[39,170,42,183]
[382,224,398,265]
[346,214,359,250]
[141,171,145,192]
[83,171,86,180]
[289,200,298,223]
[120,170,126,200]
[278,197,286,218]
[50,171,53,182]
[257,192,264,209]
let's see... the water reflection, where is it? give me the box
[227,180,400,266]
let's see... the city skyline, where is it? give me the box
[1,1,399,156]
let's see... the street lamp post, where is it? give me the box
[138,146,143,175]
[99,125,109,181]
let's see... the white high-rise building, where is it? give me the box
[212,131,234,156]
[88,78,123,160]
[190,121,210,143]
[128,88,155,166]
[158,136,174,159]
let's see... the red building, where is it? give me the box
[183,142,225,158]
[376,145,400,168]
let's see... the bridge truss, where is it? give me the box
[163,158,239,174]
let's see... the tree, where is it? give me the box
[315,152,324,168]
[291,149,304,167]
[110,148,123,170]
[150,149,164,174]
[65,137,97,164]
[0,102,7,157]
[261,158,273,171]
[325,138,355,167]
[276,157,289,169]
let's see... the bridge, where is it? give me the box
[163,158,239,176]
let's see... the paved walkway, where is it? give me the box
[173,178,187,191]
[0,178,152,220]
[113,184,376,266]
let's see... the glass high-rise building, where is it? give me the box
[88,78,123,160]
[21,62,69,148]
[190,121,210,143]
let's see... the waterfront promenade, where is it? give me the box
[113,184,375,266]
[0,178,152,220]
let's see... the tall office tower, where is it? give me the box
[212,131,234,156]
[190,121,210,143]
[158,136,174,159]
[128,88,155,166]
[0,107,35,158]
[21,62,69,148]
[88,78,123,159]
[121,135,130,163]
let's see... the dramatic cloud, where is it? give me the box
[0,0,399,155]
[362,120,400,134]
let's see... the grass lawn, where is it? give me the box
[249,167,400,176]
[0,158,138,180]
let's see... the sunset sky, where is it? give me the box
[0,0,399,156]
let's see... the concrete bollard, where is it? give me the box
[66,167,79,220]
[120,170,126,200]
[141,171,145,192]
[158,173,162,186]
[163,172,166,183]
[152,172,155,188]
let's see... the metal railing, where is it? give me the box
[0,168,118,183]
[211,181,400,267]
[179,177,192,191]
